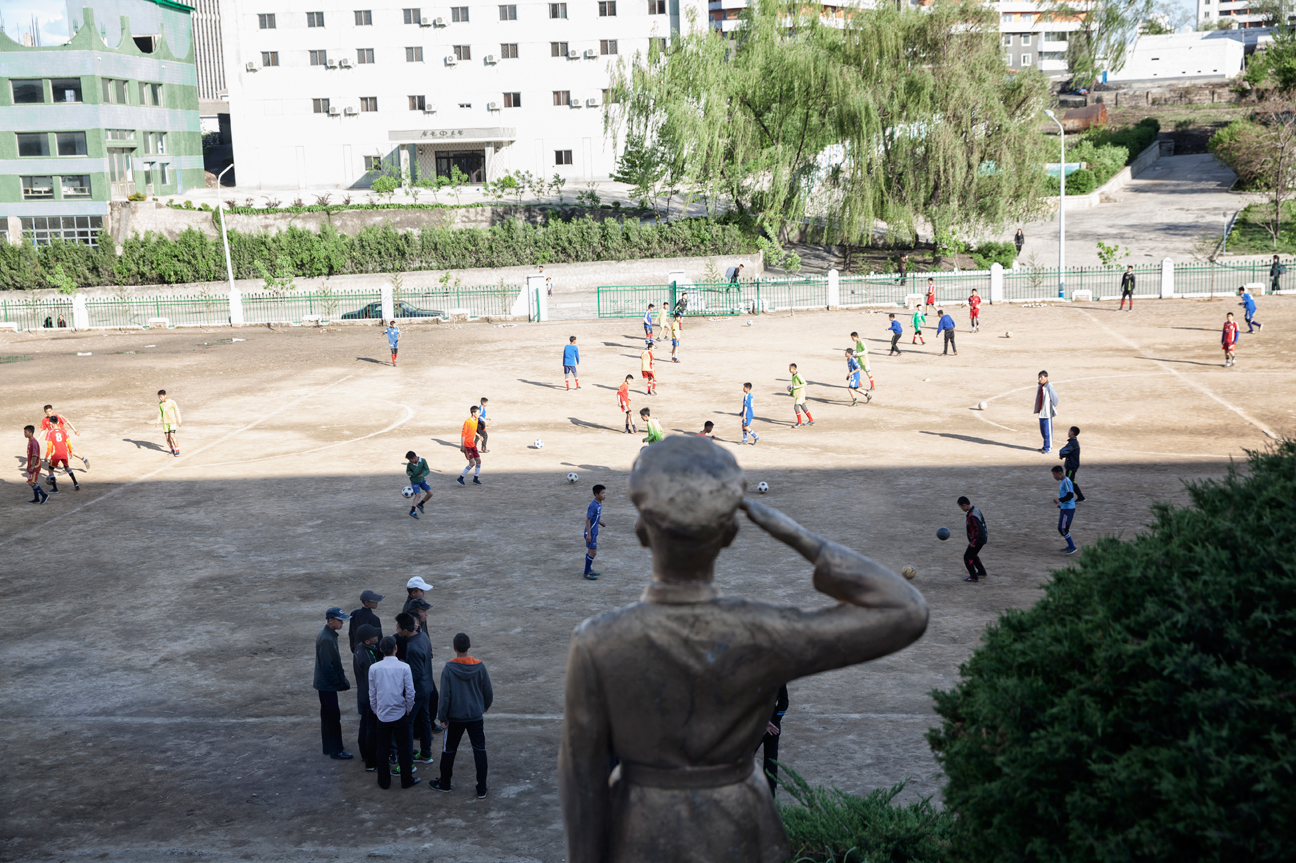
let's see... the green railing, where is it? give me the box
[597,284,747,318]
[1174,261,1273,296]
[85,293,232,329]
[0,296,74,330]
[747,278,829,311]
[242,289,382,324]
[1002,264,1161,300]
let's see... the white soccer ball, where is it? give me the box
[978,401,988,411]
[1005,331,1013,338]
[756,481,770,494]
[534,439,544,449]
[401,486,415,499]
[567,472,579,483]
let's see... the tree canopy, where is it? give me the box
[605,0,1050,246]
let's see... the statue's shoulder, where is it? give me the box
[571,601,651,641]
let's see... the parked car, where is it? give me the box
[341,301,447,320]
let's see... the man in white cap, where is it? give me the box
[314,607,353,760]
[403,577,433,614]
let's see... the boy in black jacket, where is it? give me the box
[430,633,494,798]
[1058,426,1086,502]
[957,497,988,583]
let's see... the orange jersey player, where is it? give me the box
[43,422,81,492]
[618,375,636,434]
[41,405,88,468]
[457,405,483,486]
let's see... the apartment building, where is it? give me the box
[220,0,705,190]
[1196,0,1270,28]
[0,0,203,246]
[997,1,1083,77]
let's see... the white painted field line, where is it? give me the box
[0,373,356,549]
[182,403,414,469]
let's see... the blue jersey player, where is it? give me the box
[1051,465,1078,555]
[844,349,870,406]
[643,304,656,346]
[384,321,400,366]
[741,383,759,445]
[584,484,607,580]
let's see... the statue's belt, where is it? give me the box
[619,759,754,789]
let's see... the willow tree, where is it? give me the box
[605,0,1051,246]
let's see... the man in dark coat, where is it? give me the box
[314,607,352,759]
[348,590,384,653]
[353,624,383,770]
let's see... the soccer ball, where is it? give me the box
[401,486,415,499]
[567,472,579,483]
[534,439,544,448]
[977,401,988,411]
[901,565,917,580]
[1004,331,1013,338]
[756,481,770,494]
[936,527,951,541]
[786,385,793,394]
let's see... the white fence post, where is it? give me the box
[827,269,840,309]
[525,274,548,321]
[380,284,395,321]
[989,263,1004,304]
[72,294,89,330]
[1160,257,1175,299]
[229,286,244,326]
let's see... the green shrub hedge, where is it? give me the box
[1092,117,1161,163]
[970,241,1018,269]
[928,440,1296,863]
[0,216,758,290]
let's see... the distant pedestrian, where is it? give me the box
[384,320,401,366]
[727,264,745,284]
[405,450,432,520]
[759,685,789,794]
[1119,266,1135,311]
[430,632,494,798]
[1014,228,1024,255]
[886,314,903,355]
[1052,465,1078,555]
[1271,254,1285,293]
[563,336,581,390]
[935,309,957,356]
[583,484,607,581]
[348,589,385,653]
[897,254,909,287]
[1057,426,1086,502]
[1237,286,1262,333]
[1222,312,1240,367]
[924,278,936,315]
[370,636,419,789]
[968,288,982,332]
[957,496,988,583]
[314,607,353,760]
[474,397,490,453]
[1033,370,1059,454]
[788,363,813,427]
[155,389,181,457]
[353,624,383,771]
[546,276,554,298]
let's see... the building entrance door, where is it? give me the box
[434,150,485,183]
[107,148,136,198]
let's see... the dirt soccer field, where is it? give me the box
[1,295,1293,863]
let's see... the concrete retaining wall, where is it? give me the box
[1046,139,1167,212]
[1086,85,1243,108]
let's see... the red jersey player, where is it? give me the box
[41,405,88,468]
[43,417,81,492]
[617,375,635,434]
[1222,312,1239,367]
[968,288,982,333]
[23,425,48,504]
[924,278,936,315]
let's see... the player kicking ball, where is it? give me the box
[41,406,88,469]
[844,349,870,406]
[458,405,483,486]
[583,484,607,580]
[44,417,81,492]
[155,390,181,457]
[405,450,433,519]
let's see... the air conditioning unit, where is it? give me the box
[567,49,579,59]
[433,16,446,25]
[484,54,496,64]
[583,48,596,58]
[326,59,338,68]
[444,55,458,65]
[328,106,340,116]
[569,99,582,108]
[487,101,500,110]
[344,106,358,115]
[420,15,430,24]
[339,57,352,68]
[423,105,438,113]
[586,96,600,107]
[245,61,257,72]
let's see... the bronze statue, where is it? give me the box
[559,436,929,863]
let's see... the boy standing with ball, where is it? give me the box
[741,383,759,445]
[583,484,607,580]
[405,451,433,519]
[957,497,987,582]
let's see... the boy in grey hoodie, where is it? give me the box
[430,632,494,798]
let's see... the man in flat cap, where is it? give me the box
[558,436,928,863]
[314,607,352,760]
[353,624,383,770]
[349,590,385,653]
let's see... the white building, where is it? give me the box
[219,0,704,190]
[1103,30,1245,83]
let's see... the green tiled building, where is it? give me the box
[0,0,202,246]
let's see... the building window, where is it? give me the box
[648,0,665,12]
[310,49,329,65]
[313,97,331,113]
[61,175,92,198]
[262,51,280,66]
[307,11,325,27]
[1022,13,1032,23]
[360,96,378,111]
[357,47,375,63]
[145,132,167,154]
[459,102,471,108]
[364,155,382,170]
[21,176,54,200]
[552,41,569,56]
[107,128,134,141]
[1000,13,1012,23]
[451,6,469,21]
[55,132,88,156]
[409,94,426,110]
[550,2,568,17]
[403,7,421,23]
[1021,53,1032,65]
[1004,52,1012,65]
[355,9,372,24]
[1044,31,1066,42]
[600,39,618,54]
[499,4,517,18]
[454,44,471,60]
[1022,33,1031,45]
[599,0,617,15]
[139,82,162,106]
[101,78,128,104]
[501,42,519,58]
[17,133,50,157]
[1002,34,1011,46]
[259,12,276,28]
[12,79,44,103]
[553,90,570,105]
[25,216,104,247]
[157,162,169,186]
[51,78,83,103]
[406,46,424,61]
[555,149,573,165]
[650,37,666,52]
[503,91,521,107]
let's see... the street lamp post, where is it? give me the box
[216,163,236,296]
[1044,109,1065,299]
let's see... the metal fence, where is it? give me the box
[85,293,233,328]
[1174,261,1275,296]
[0,295,75,330]
[597,284,747,318]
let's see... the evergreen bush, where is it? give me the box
[970,241,1017,269]
[1066,168,1098,195]
[928,441,1296,863]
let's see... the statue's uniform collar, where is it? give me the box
[641,582,720,605]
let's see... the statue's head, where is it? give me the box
[629,437,745,575]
